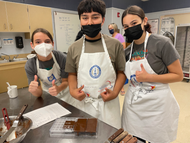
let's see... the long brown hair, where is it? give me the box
[121,5,152,33]
[31,28,53,43]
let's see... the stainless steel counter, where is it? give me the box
[0,87,117,143]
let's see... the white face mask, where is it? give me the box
[34,43,53,57]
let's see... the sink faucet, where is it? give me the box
[0,53,11,61]
[12,54,19,60]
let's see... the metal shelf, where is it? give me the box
[174,25,190,82]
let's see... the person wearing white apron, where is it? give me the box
[65,0,126,129]
[121,5,183,143]
[36,52,75,104]
[76,34,121,129]
[25,28,74,104]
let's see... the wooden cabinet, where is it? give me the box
[27,5,53,38]
[0,61,28,93]
[0,2,30,32]
[6,2,30,32]
[0,1,9,32]
[0,2,53,37]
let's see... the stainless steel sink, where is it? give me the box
[12,58,27,62]
[0,60,9,63]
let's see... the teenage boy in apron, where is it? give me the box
[65,0,126,129]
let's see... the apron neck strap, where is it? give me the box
[36,52,60,70]
[81,34,108,55]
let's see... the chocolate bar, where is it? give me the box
[63,121,76,129]
[119,134,132,143]
[112,131,128,143]
[73,118,87,133]
[85,118,97,133]
[108,128,124,142]
[127,137,138,143]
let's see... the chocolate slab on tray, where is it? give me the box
[105,128,137,143]
[49,117,98,138]
[108,128,124,142]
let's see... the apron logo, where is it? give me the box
[151,86,155,90]
[89,65,101,79]
[85,92,90,97]
[47,74,56,82]
[98,80,113,92]
[130,74,142,87]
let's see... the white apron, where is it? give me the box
[77,34,121,129]
[122,32,180,143]
[36,52,75,105]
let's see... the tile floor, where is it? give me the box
[119,79,190,143]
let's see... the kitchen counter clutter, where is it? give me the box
[0,53,29,93]
[0,87,118,143]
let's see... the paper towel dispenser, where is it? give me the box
[15,36,24,48]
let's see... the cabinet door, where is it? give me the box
[6,2,30,32]
[28,5,53,37]
[0,1,9,32]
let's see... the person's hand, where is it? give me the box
[101,88,116,102]
[71,85,86,101]
[29,75,39,93]
[49,80,60,96]
[136,64,149,82]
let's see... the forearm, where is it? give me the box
[136,60,183,84]
[57,79,68,93]
[113,71,126,97]
[68,73,78,96]
[146,73,183,84]
[30,86,43,97]
[146,60,183,84]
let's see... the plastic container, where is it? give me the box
[49,117,98,138]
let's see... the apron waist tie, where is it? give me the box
[84,97,100,111]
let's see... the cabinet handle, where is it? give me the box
[4,24,6,29]
[10,24,13,30]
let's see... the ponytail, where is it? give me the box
[145,22,152,33]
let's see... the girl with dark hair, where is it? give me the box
[25,28,76,104]
[121,5,183,143]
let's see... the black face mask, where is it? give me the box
[125,37,133,43]
[124,24,143,41]
[82,24,101,38]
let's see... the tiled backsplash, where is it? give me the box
[0,32,32,55]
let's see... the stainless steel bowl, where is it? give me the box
[0,116,32,143]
